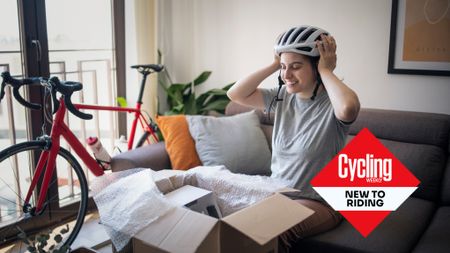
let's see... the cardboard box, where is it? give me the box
[165,185,222,218]
[131,170,314,253]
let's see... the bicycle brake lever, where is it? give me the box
[51,87,59,114]
[0,80,5,101]
[12,86,42,110]
[64,93,93,120]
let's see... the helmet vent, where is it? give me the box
[295,46,312,52]
[289,27,305,43]
[281,28,295,45]
[299,28,317,42]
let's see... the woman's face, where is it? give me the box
[280,52,317,97]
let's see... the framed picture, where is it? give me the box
[388,0,450,76]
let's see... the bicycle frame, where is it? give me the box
[24,99,105,213]
[75,102,158,150]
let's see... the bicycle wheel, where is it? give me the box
[0,141,88,251]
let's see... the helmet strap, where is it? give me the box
[310,81,321,100]
[275,70,284,101]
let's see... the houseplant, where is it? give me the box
[158,69,234,116]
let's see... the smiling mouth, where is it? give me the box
[286,82,298,86]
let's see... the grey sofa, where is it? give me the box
[111,102,450,253]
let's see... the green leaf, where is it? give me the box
[36,234,46,243]
[182,85,192,97]
[170,104,184,115]
[200,94,215,107]
[116,97,128,107]
[27,246,36,253]
[184,93,198,115]
[60,224,70,234]
[54,234,63,243]
[200,99,230,114]
[157,63,234,115]
[195,93,209,107]
[193,71,212,86]
[202,88,228,96]
[223,82,235,91]
[167,84,186,106]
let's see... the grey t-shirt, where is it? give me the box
[262,86,350,201]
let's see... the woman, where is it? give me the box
[227,25,360,251]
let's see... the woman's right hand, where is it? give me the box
[274,50,281,65]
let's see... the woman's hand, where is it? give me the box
[317,34,337,73]
[273,46,281,69]
[315,34,360,123]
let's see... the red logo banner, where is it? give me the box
[311,128,420,237]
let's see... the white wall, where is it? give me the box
[158,0,450,114]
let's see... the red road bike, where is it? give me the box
[0,67,160,251]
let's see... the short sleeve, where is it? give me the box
[261,87,280,113]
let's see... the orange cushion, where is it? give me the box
[156,115,202,170]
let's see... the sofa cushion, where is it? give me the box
[441,158,450,204]
[298,197,435,253]
[378,139,446,201]
[110,142,171,172]
[225,102,274,147]
[187,111,271,175]
[349,109,450,150]
[225,102,274,125]
[260,124,273,150]
[156,115,202,170]
[412,206,450,253]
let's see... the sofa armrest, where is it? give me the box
[110,141,171,172]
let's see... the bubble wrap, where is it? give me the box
[91,168,174,251]
[178,166,290,216]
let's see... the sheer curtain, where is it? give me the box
[133,0,158,118]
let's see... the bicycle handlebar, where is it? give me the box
[1,71,42,110]
[0,71,93,120]
[49,76,93,120]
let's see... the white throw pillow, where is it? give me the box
[187,111,271,175]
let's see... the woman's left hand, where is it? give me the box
[317,34,337,73]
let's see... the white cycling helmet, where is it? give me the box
[274,25,329,57]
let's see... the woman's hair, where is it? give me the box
[310,56,322,85]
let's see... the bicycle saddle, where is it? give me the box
[131,64,164,73]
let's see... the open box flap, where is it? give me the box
[135,207,218,253]
[165,185,212,206]
[153,169,185,194]
[222,193,315,245]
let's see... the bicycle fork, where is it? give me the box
[23,100,105,214]
[23,136,59,214]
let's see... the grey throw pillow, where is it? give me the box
[186,111,271,175]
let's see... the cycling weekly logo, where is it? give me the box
[311,128,420,237]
